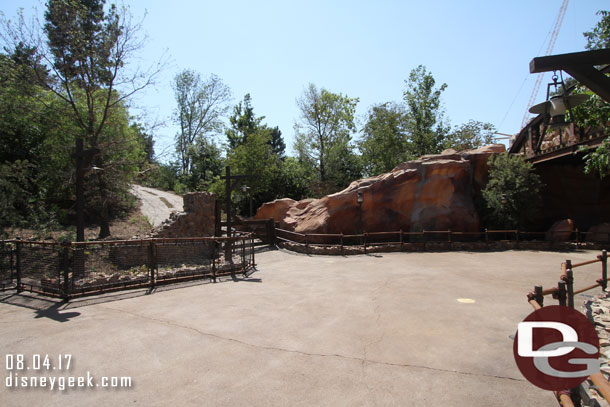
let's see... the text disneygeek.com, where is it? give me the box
[4,354,132,391]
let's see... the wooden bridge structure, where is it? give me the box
[508,49,610,164]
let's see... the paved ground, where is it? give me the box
[1,249,606,406]
[130,185,183,227]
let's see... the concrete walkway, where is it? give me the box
[1,249,605,406]
[130,184,183,227]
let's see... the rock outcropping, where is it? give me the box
[256,145,506,234]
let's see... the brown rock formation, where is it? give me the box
[545,219,575,242]
[256,144,506,234]
[587,223,610,242]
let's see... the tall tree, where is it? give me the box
[226,93,261,149]
[359,102,410,175]
[226,93,286,157]
[173,69,231,176]
[294,83,359,191]
[403,65,450,157]
[2,0,164,238]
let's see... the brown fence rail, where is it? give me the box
[273,227,610,255]
[526,250,609,407]
[0,234,255,299]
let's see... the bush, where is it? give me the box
[482,153,542,229]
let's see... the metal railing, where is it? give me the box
[526,250,609,407]
[0,234,255,299]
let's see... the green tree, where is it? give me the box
[226,93,286,157]
[173,69,230,177]
[294,83,360,193]
[214,129,280,213]
[482,153,542,229]
[2,0,164,238]
[444,120,496,151]
[226,93,261,148]
[576,10,610,178]
[584,10,610,50]
[359,102,410,175]
[403,65,450,157]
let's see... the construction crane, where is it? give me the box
[521,0,569,129]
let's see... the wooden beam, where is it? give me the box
[563,64,610,103]
[530,49,610,73]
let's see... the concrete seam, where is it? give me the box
[98,304,526,384]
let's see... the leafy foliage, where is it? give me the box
[444,120,496,151]
[403,65,450,157]
[359,102,410,175]
[173,69,230,177]
[482,153,542,229]
[574,11,610,178]
[581,137,610,179]
[0,0,159,237]
[584,10,610,50]
[294,83,361,194]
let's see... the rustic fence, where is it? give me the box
[273,226,610,255]
[0,234,255,299]
[526,250,609,407]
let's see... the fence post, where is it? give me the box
[215,200,222,237]
[557,281,567,307]
[15,238,22,293]
[267,218,276,246]
[241,236,246,270]
[565,260,574,309]
[534,285,544,307]
[601,250,608,291]
[9,241,14,282]
[363,233,367,254]
[149,240,157,289]
[61,242,71,299]
[212,240,217,282]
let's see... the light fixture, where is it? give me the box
[528,71,589,129]
[501,194,508,206]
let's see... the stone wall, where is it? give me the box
[110,192,217,269]
[151,192,216,238]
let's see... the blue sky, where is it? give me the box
[2,0,608,160]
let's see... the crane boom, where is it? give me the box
[521,0,569,129]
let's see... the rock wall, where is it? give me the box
[256,145,506,234]
[151,192,216,238]
[110,192,217,270]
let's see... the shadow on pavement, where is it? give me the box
[0,269,262,313]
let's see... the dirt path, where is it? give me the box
[130,184,183,227]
